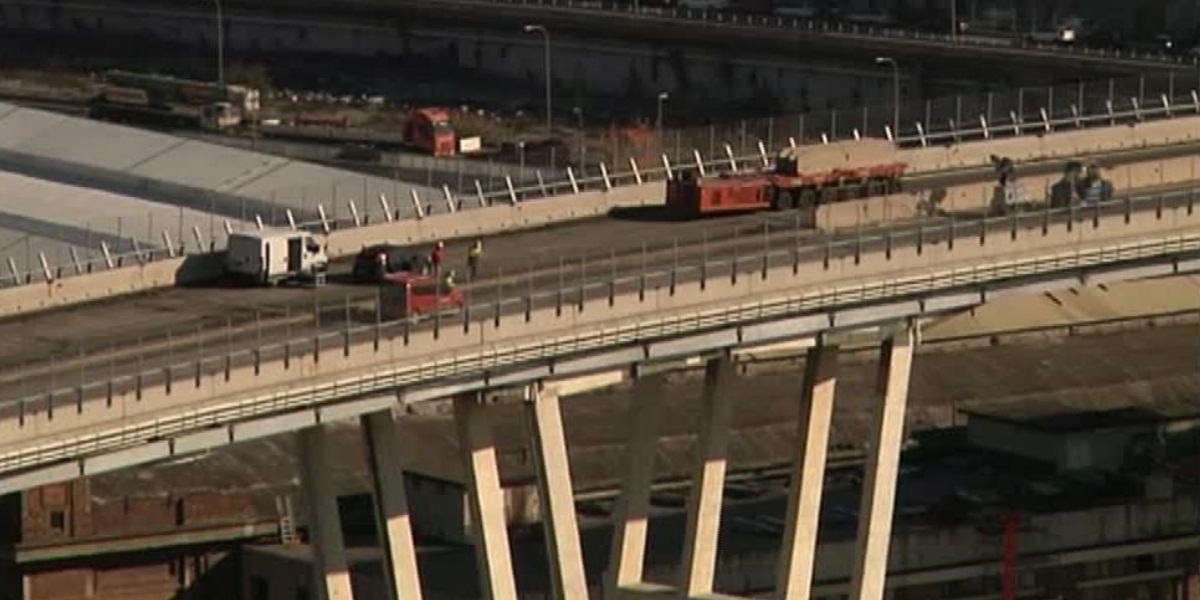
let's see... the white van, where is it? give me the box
[225,229,328,285]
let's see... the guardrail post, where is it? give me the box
[343,296,352,358]
[378,194,393,223]
[948,217,955,251]
[914,123,927,147]
[600,162,613,191]
[822,237,831,270]
[536,171,549,197]
[977,116,989,140]
[164,364,172,395]
[820,133,829,144]
[46,391,53,421]
[916,224,924,255]
[1039,108,1051,132]
[885,228,892,260]
[1067,203,1076,233]
[254,215,265,231]
[1189,189,1195,216]
[757,140,770,167]
[693,150,707,177]
[505,176,520,205]
[66,247,82,275]
[662,154,674,181]
[100,241,114,270]
[1091,202,1100,229]
[787,137,797,148]
[348,199,362,227]
[192,226,206,253]
[35,252,51,282]
[195,325,204,388]
[462,300,471,334]
[854,227,861,265]
[724,144,737,172]
[1007,111,1020,136]
[1010,211,1018,240]
[402,318,410,345]
[556,258,564,318]
[1157,194,1164,219]
[979,214,986,246]
[443,185,459,213]
[410,190,426,219]
[731,242,739,285]
[1070,104,1081,128]
[565,168,580,194]
[475,180,488,207]
[317,205,331,233]
[629,158,643,185]
[577,257,586,312]
[1131,97,1142,121]
[1106,99,1116,126]
[1124,195,1132,223]
[1162,94,1172,117]
[1192,90,1199,113]
[1042,202,1050,235]
[163,231,178,258]
[524,295,532,322]
[852,128,861,141]
[6,257,19,285]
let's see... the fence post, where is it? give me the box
[316,205,331,233]
[348,199,362,227]
[475,180,488,207]
[378,193,394,222]
[442,185,458,213]
[724,143,737,171]
[536,171,550,196]
[599,162,613,190]
[566,167,580,194]
[693,149,707,176]
[662,154,675,181]
[505,175,519,205]
[629,157,643,185]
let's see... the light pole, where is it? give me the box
[655,91,669,145]
[875,56,899,136]
[523,24,552,135]
[949,0,957,39]
[212,0,225,86]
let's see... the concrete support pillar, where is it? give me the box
[679,357,737,597]
[22,574,31,600]
[776,343,839,600]
[606,375,666,596]
[850,325,916,600]
[525,383,589,600]
[455,393,519,600]
[299,426,356,600]
[362,410,424,600]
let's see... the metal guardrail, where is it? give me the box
[417,0,1197,68]
[2,186,1199,473]
[6,82,1200,291]
[3,231,1197,474]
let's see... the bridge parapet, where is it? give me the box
[2,187,1200,487]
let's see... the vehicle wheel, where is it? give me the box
[798,189,817,210]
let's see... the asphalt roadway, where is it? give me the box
[0,136,1190,382]
[1,181,1197,415]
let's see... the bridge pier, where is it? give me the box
[362,410,425,600]
[776,342,839,600]
[299,426,356,600]
[606,374,669,600]
[525,382,589,600]
[455,393,520,600]
[678,357,736,598]
[850,324,916,600]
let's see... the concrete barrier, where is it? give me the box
[4,193,1198,455]
[901,116,1200,173]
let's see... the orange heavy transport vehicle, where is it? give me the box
[403,107,458,157]
[666,139,908,218]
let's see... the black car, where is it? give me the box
[352,244,431,282]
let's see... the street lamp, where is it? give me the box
[523,24,552,135]
[211,0,224,86]
[655,91,669,142]
[875,56,899,137]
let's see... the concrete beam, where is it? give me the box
[606,375,666,596]
[525,384,589,600]
[455,393,519,600]
[679,357,737,597]
[850,325,916,600]
[299,426,355,600]
[362,411,424,600]
[776,343,839,600]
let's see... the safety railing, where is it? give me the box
[2,225,1197,471]
[1,185,1198,464]
[5,77,1200,292]
[417,0,1197,67]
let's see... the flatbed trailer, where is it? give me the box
[666,139,908,218]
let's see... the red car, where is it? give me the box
[379,274,463,322]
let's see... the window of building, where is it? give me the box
[49,510,65,531]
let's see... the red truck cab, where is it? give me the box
[404,107,457,157]
[380,275,463,322]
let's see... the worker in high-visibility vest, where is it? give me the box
[467,238,483,279]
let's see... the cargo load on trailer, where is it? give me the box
[225,229,328,286]
[90,70,260,131]
[665,139,907,219]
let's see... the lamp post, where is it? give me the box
[572,106,584,166]
[875,56,899,136]
[211,0,225,86]
[523,24,552,134]
[655,91,669,145]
